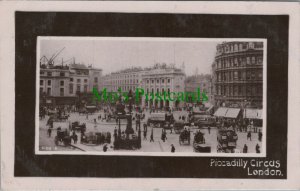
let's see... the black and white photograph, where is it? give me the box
[36,37,266,156]
[2,2,299,189]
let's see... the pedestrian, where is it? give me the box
[247,131,252,141]
[150,129,154,142]
[171,144,175,153]
[47,128,52,137]
[143,130,147,140]
[208,126,211,134]
[73,132,78,144]
[243,144,248,153]
[103,144,108,152]
[258,129,262,142]
[256,144,260,153]
[114,126,117,135]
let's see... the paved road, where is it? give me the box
[39,110,262,153]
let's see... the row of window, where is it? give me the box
[217,42,263,55]
[40,71,66,77]
[40,80,66,86]
[110,74,139,79]
[146,88,171,94]
[69,84,88,94]
[146,78,171,84]
[216,56,263,69]
[216,85,262,97]
[40,87,52,96]
[216,70,262,82]
[107,79,139,85]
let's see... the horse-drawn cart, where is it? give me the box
[217,128,238,153]
[193,131,211,153]
[54,127,72,146]
[81,131,111,145]
[71,121,86,133]
[179,129,191,145]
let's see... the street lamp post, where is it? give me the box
[125,90,134,139]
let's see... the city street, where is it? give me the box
[39,110,262,154]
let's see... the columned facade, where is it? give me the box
[212,41,263,108]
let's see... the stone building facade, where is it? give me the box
[212,41,264,108]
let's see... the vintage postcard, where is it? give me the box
[1,1,299,190]
[36,37,267,157]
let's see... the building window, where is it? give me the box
[40,80,43,86]
[251,57,256,64]
[47,88,51,96]
[246,57,251,65]
[47,80,51,86]
[77,79,81,83]
[70,78,73,82]
[167,79,170,83]
[234,44,238,52]
[47,72,52,76]
[76,85,80,92]
[157,80,159,83]
[251,71,256,80]
[84,79,88,83]
[246,71,251,80]
[234,71,238,80]
[258,71,263,79]
[249,42,254,49]
[162,79,164,83]
[40,71,44,75]
[258,57,263,64]
[60,72,65,77]
[239,44,243,51]
[60,81,64,86]
[152,80,154,84]
[147,80,149,84]
[242,57,246,66]
[69,84,73,94]
[157,88,159,93]
[84,85,88,93]
[40,87,43,93]
[94,77,98,83]
[234,58,238,67]
[60,88,64,96]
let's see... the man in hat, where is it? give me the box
[171,144,175,153]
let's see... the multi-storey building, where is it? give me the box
[212,41,263,108]
[102,67,143,92]
[184,74,213,104]
[39,62,102,106]
[141,64,185,108]
[101,64,186,108]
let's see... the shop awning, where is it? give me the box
[244,109,262,119]
[225,108,241,118]
[214,107,228,117]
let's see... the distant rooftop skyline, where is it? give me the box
[39,38,220,76]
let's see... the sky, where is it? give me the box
[39,38,220,76]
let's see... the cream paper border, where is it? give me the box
[1,1,299,190]
[35,37,267,157]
